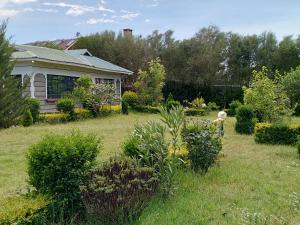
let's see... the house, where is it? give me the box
[11,45,133,113]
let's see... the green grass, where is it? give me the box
[1,112,300,224]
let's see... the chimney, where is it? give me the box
[123,28,133,37]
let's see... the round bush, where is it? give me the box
[22,110,33,127]
[122,91,138,107]
[56,98,75,120]
[27,132,101,216]
[26,98,40,123]
[121,100,129,115]
[235,105,256,134]
[182,120,222,173]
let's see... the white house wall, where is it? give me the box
[12,63,123,113]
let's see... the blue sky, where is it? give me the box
[1,0,300,44]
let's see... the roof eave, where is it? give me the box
[13,57,133,75]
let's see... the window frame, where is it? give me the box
[46,74,78,99]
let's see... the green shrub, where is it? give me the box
[297,140,300,155]
[182,120,222,173]
[39,113,69,124]
[208,102,220,111]
[294,103,300,116]
[235,105,256,134]
[122,91,138,107]
[121,99,129,115]
[56,98,75,120]
[123,121,173,198]
[185,108,207,116]
[81,157,158,224]
[0,195,48,225]
[26,98,40,123]
[22,110,33,127]
[75,108,92,120]
[254,123,299,145]
[27,132,101,218]
[132,105,160,114]
[227,100,242,116]
[165,93,181,111]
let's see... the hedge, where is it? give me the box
[185,108,208,116]
[254,123,300,145]
[131,105,160,114]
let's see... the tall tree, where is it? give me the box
[0,21,27,128]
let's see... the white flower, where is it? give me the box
[218,111,227,119]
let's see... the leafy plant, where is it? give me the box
[26,98,40,123]
[165,93,181,111]
[159,105,185,155]
[182,119,222,173]
[121,99,129,115]
[207,102,219,111]
[227,100,242,116]
[56,98,75,120]
[81,157,158,224]
[235,105,256,134]
[122,91,138,107]
[27,132,101,219]
[22,110,33,127]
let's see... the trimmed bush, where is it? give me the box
[39,113,69,124]
[254,123,299,145]
[297,140,300,155]
[121,100,129,115]
[227,100,242,116]
[235,105,256,134]
[0,195,48,225]
[182,119,222,173]
[100,104,121,114]
[208,102,220,111]
[27,132,101,218]
[22,110,33,127]
[185,108,207,116]
[81,157,158,224]
[122,91,138,107]
[132,105,160,114]
[56,98,76,121]
[26,98,40,123]
[75,108,92,120]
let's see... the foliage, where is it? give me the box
[227,100,242,116]
[165,93,181,111]
[39,113,69,124]
[25,98,40,123]
[281,66,300,106]
[297,141,300,156]
[72,75,93,106]
[27,132,101,218]
[294,103,300,116]
[207,102,219,111]
[254,122,299,145]
[121,99,129,115]
[185,108,208,116]
[235,105,256,134]
[81,157,158,224]
[56,98,75,120]
[0,195,48,225]
[0,21,27,128]
[243,67,292,122]
[86,83,116,117]
[123,121,173,198]
[122,91,138,107]
[100,104,121,115]
[132,105,160,114]
[191,97,205,108]
[159,105,185,155]
[134,58,166,106]
[22,110,33,127]
[75,108,92,120]
[182,119,222,173]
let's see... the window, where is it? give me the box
[47,75,77,99]
[95,78,114,85]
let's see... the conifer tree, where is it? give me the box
[0,21,27,128]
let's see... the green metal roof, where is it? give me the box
[12,45,133,75]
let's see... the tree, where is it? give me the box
[243,67,291,122]
[0,21,27,128]
[134,58,166,105]
[281,66,300,106]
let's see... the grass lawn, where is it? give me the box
[0,112,300,224]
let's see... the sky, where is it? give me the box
[1,0,300,44]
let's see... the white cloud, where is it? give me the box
[43,2,114,16]
[1,0,37,4]
[0,9,19,17]
[119,10,140,20]
[87,18,115,24]
[100,0,106,5]
[145,18,151,23]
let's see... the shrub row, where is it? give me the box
[185,108,208,116]
[131,105,160,114]
[254,123,300,145]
